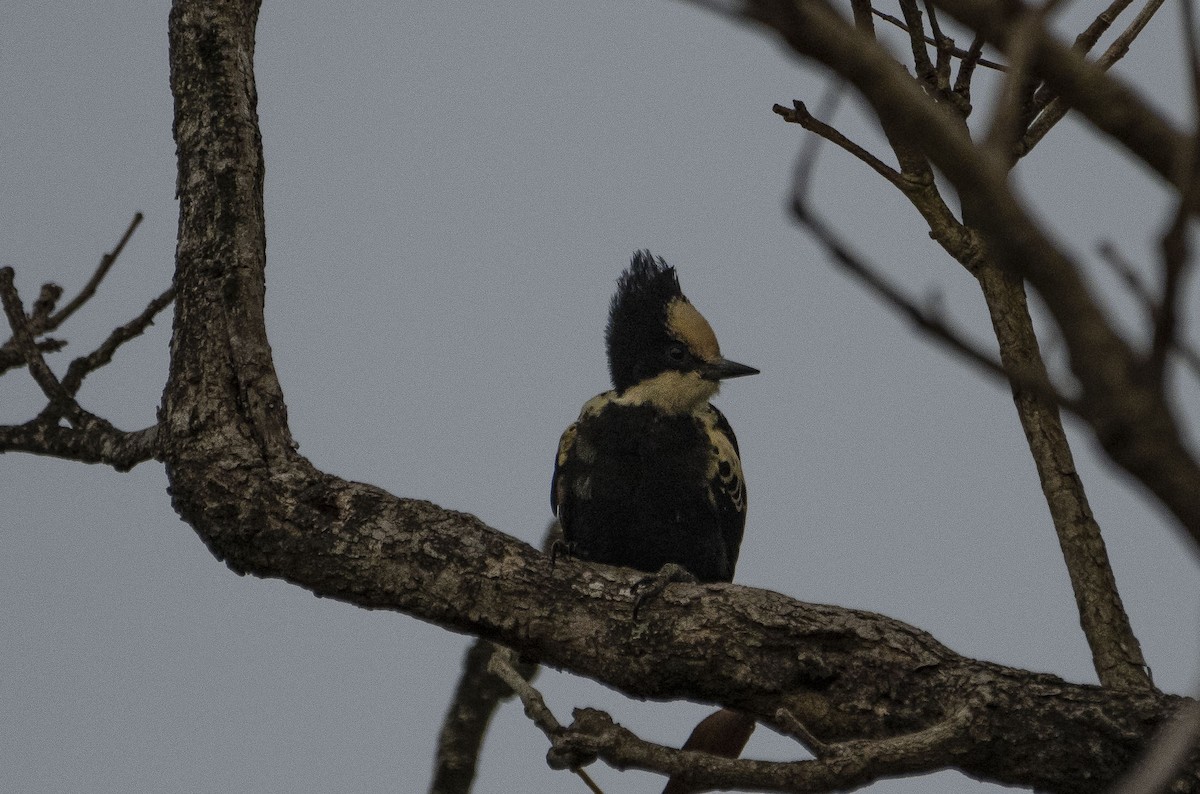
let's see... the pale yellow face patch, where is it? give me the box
[666,298,720,361]
[615,369,719,415]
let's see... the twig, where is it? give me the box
[430,522,560,794]
[487,648,604,794]
[60,284,176,396]
[0,421,160,471]
[550,706,975,793]
[870,8,1007,70]
[43,212,144,332]
[1097,241,1200,391]
[30,282,63,326]
[951,34,988,115]
[1027,0,1137,114]
[790,86,845,201]
[898,0,937,88]
[1150,0,1200,378]
[786,186,1063,398]
[0,267,86,423]
[923,0,955,94]
[1,213,146,378]
[983,6,1045,161]
[1019,0,1168,155]
[0,338,67,377]
[773,100,904,189]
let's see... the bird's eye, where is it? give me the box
[665,343,688,363]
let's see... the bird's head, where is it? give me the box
[605,251,758,413]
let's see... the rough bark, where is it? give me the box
[0,2,1187,793]
[975,265,1152,691]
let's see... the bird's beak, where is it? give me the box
[703,357,760,381]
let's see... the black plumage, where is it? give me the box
[552,251,757,583]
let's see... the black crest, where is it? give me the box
[605,251,685,391]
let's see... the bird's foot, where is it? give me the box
[548,539,575,568]
[631,562,698,620]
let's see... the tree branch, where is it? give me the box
[772,100,904,189]
[148,4,1200,793]
[929,0,1181,179]
[487,648,603,794]
[1019,0,1168,156]
[429,522,559,794]
[869,8,1006,71]
[0,422,160,471]
[0,267,96,428]
[60,284,176,397]
[551,706,979,793]
[767,0,1156,688]
[43,212,144,332]
[742,0,1200,551]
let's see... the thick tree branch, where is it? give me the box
[430,523,559,794]
[149,3,1200,793]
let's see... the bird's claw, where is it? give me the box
[631,562,699,619]
[549,539,575,568]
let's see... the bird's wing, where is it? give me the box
[702,404,747,577]
[550,421,577,518]
[551,392,612,524]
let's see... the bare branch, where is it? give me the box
[43,212,144,333]
[430,523,560,794]
[0,267,87,423]
[1149,0,1200,379]
[0,422,160,471]
[551,706,975,793]
[1,213,147,379]
[983,6,1046,160]
[952,34,988,111]
[429,639,534,794]
[662,710,757,794]
[772,100,904,189]
[487,649,604,794]
[1097,240,1200,387]
[1027,0,1138,115]
[60,284,176,397]
[898,0,938,87]
[774,706,831,757]
[788,85,845,200]
[1074,0,1138,54]
[870,9,1007,70]
[30,282,63,326]
[0,338,66,376]
[1017,0,1169,156]
[787,191,1054,396]
[922,0,956,94]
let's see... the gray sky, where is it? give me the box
[3,3,1197,793]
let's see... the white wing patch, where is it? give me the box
[700,406,746,513]
[553,391,613,517]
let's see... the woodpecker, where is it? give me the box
[551,251,758,584]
